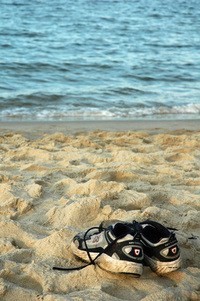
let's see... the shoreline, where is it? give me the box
[0,119,199,137]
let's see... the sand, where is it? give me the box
[0,120,199,301]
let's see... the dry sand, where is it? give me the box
[0,120,199,301]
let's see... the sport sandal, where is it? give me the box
[71,222,144,277]
[139,220,181,274]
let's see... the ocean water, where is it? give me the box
[0,0,200,121]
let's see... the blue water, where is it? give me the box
[0,0,200,121]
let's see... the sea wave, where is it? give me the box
[0,0,200,122]
[0,103,199,121]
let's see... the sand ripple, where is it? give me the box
[0,130,199,300]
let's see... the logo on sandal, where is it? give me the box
[91,235,100,243]
[134,248,141,256]
[171,247,177,254]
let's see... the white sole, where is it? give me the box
[71,242,143,276]
[145,255,181,274]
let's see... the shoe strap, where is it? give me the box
[53,262,91,271]
[52,224,133,272]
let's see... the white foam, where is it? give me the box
[0,103,199,121]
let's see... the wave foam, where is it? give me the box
[0,103,199,121]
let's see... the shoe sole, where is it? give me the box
[144,255,181,274]
[71,242,143,277]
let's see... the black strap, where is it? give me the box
[52,224,129,272]
[53,263,91,271]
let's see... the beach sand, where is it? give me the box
[0,120,199,301]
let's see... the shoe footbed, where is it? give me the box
[142,225,170,243]
[112,223,131,238]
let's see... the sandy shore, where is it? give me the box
[0,120,199,300]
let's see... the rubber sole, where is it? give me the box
[71,241,143,276]
[144,255,181,274]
